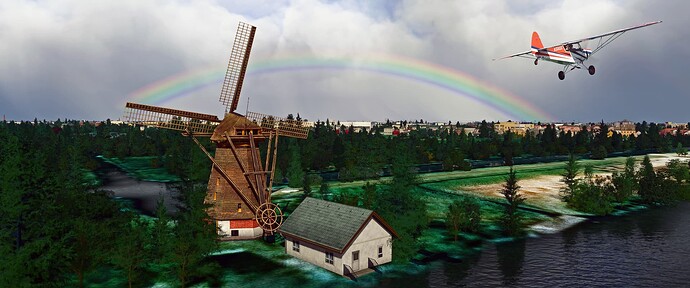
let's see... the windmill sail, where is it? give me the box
[219,22,256,114]
[245,111,310,139]
[124,102,220,135]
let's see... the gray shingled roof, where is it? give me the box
[279,197,373,252]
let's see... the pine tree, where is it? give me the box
[69,190,123,288]
[111,215,149,288]
[375,147,427,262]
[676,142,688,156]
[560,154,580,202]
[302,173,313,199]
[286,144,304,188]
[319,182,330,200]
[167,184,219,288]
[362,182,377,209]
[149,196,172,269]
[638,155,657,203]
[612,157,637,202]
[0,132,28,284]
[501,167,525,236]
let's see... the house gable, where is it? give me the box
[341,218,394,272]
[352,218,390,246]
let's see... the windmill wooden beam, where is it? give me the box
[223,131,263,203]
[190,135,259,213]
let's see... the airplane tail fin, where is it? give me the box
[531,31,544,50]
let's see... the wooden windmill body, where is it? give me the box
[123,22,308,240]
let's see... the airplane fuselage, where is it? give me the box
[532,45,592,66]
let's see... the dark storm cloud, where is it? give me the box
[0,0,687,122]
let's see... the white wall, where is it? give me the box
[217,221,263,240]
[342,219,393,272]
[285,238,345,275]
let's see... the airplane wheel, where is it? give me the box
[558,71,565,80]
[588,65,596,75]
[534,59,539,65]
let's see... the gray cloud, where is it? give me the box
[0,0,686,122]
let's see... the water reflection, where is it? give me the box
[496,239,526,286]
[441,251,481,285]
[560,223,579,249]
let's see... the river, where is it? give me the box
[400,202,690,287]
[97,164,181,215]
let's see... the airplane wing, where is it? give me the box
[492,50,534,61]
[561,21,662,55]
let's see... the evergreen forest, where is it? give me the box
[1,118,689,286]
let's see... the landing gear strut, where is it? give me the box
[534,59,539,65]
[558,71,565,80]
[588,65,596,75]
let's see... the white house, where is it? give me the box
[278,198,398,278]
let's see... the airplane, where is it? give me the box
[494,21,662,80]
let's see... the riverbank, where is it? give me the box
[272,153,687,261]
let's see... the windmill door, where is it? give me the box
[352,250,360,271]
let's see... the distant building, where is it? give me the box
[279,198,398,278]
[659,128,689,137]
[382,127,402,136]
[558,125,582,135]
[337,121,372,133]
[612,120,637,138]
[665,122,687,129]
[456,127,477,136]
[494,121,534,136]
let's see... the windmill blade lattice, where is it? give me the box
[124,102,220,135]
[245,111,310,139]
[219,22,256,114]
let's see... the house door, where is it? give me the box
[352,250,360,271]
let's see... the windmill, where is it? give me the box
[123,22,309,240]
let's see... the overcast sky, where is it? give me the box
[1,0,687,123]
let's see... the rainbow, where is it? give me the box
[127,55,554,121]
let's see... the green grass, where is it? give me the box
[82,169,101,187]
[324,155,648,193]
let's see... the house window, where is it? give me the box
[378,245,383,258]
[230,230,239,237]
[237,203,242,213]
[293,241,300,252]
[325,252,334,265]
